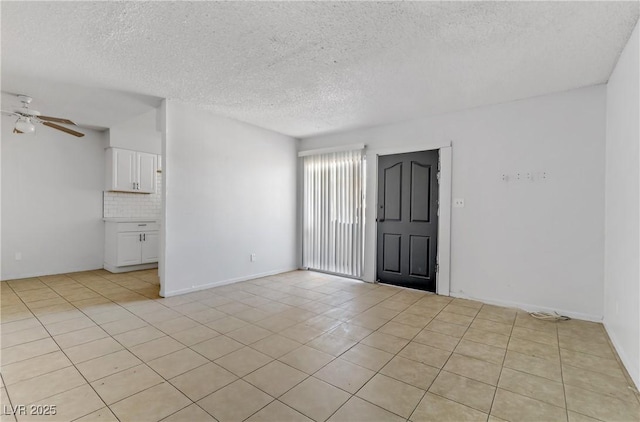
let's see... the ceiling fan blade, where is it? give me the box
[38,115,77,125]
[42,121,85,137]
[1,110,18,117]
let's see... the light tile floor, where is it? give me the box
[1,270,639,422]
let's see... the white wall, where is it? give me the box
[109,108,161,154]
[604,20,639,389]
[161,100,298,296]
[1,114,108,280]
[300,85,606,320]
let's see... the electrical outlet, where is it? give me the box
[15,252,22,261]
[453,198,465,208]
[250,253,256,262]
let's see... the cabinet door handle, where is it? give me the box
[139,234,142,241]
[143,233,146,241]
[132,182,136,190]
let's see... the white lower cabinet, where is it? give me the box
[117,232,144,266]
[104,219,160,273]
[140,231,159,263]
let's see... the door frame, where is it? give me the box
[369,142,452,296]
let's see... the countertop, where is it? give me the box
[103,217,161,223]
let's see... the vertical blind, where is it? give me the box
[303,149,365,278]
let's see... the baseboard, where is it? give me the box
[603,320,640,390]
[104,263,158,274]
[449,291,603,322]
[160,267,298,297]
[1,265,104,281]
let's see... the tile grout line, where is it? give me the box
[3,270,181,421]
[557,319,570,422]
[416,300,513,419]
[307,295,504,420]
[3,281,114,422]
[153,274,407,421]
[400,296,467,421]
[0,372,18,422]
[322,292,460,421]
[277,289,412,421]
[239,286,426,422]
[196,277,392,421]
[66,270,205,419]
[62,273,203,420]
[485,309,517,421]
[236,292,410,421]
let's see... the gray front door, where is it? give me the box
[376,150,439,292]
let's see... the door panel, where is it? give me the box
[383,163,402,221]
[409,235,430,278]
[117,232,142,266]
[137,152,157,193]
[410,162,431,222]
[113,149,136,192]
[382,233,402,273]
[377,150,439,291]
[141,232,159,263]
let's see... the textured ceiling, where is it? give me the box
[2,1,638,137]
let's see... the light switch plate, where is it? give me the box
[453,198,465,208]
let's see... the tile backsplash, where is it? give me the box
[103,172,162,218]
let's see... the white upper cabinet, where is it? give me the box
[111,148,136,192]
[106,148,156,193]
[137,152,157,193]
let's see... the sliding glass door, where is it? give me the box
[302,149,365,278]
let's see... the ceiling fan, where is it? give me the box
[1,94,85,137]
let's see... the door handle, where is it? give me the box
[139,234,142,241]
[143,233,146,241]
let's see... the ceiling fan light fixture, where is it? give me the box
[2,94,84,137]
[15,117,36,134]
